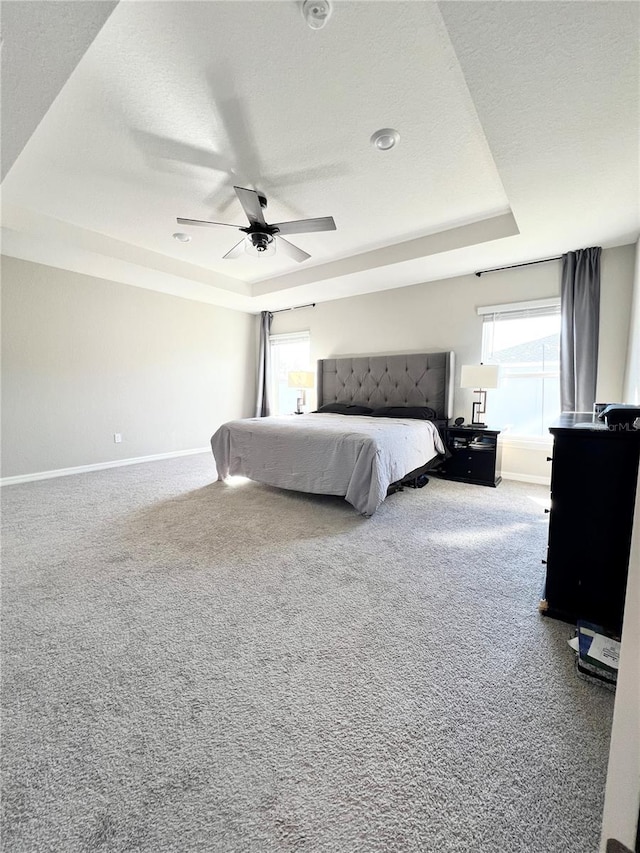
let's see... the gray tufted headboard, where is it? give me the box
[317,351,454,420]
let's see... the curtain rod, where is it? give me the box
[475,256,562,278]
[271,302,316,314]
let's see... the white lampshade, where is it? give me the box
[460,364,500,390]
[288,370,315,389]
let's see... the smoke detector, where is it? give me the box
[302,0,332,29]
[370,128,400,151]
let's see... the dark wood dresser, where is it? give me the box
[541,413,640,634]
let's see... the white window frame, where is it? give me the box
[268,331,311,416]
[478,297,561,447]
[269,331,311,343]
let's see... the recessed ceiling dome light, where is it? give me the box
[173,232,191,242]
[302,0,332,29]
[370,128,400,151]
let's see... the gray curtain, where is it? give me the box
[560,247,601,412]
[255,311,273,417]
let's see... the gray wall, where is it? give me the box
[271,243,636,480]
[271,243,635,407]
[3,244,634,481]
[1,256,256,477]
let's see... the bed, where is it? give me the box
[211,351,454,515]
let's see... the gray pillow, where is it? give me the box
[314,403,373,415]
[371,406,437,420]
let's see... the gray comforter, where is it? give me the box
[211,413,445,516]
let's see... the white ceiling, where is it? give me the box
[2,1,638,313]
[0,0,118,179]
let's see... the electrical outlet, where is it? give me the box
[114,433,122,443]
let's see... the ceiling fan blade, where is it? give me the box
[234,186,266,226]
[272,216,336,235]
[133,129,232,175]
[277,236,311,263]
[206,67,265,185]
[176,217,241,228]
[222,239,246,259]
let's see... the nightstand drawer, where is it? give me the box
[445,450,496,482]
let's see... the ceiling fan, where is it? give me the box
[177,186,336,262]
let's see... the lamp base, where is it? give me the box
[471,396,487,428]
[470,421,487,428]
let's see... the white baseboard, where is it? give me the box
[0,447,211,487]
[501,471,551,486]
[1,453,550,489]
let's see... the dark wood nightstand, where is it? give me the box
[438,426,502,487]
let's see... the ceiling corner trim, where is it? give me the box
[252,209,519,297]
[1,1,120,180]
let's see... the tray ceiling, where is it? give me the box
[2,1,638,312]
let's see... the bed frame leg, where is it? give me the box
[408,475,429,489]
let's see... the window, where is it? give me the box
[269,331,311,416]
[479,298,561,437]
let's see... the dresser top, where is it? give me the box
[550,412,640,437]
[550,412,606,430]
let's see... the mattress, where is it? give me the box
[211,413,445,516]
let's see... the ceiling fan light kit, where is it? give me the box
[245,232,275,257]
[177,186,336,263]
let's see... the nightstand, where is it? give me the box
[438,426,502,487]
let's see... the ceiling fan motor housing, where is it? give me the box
[248,231,274,252]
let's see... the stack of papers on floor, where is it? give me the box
[569,621,620,688]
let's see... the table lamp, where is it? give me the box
[460,364,500,427]
[288,370,315,414]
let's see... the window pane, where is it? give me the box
[481,310,560,437]
[488,374,560,436]
[269,334,311,416]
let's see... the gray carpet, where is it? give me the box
[2,455,614,853]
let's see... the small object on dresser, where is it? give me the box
[598,403,640,429]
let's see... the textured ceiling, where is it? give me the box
[1,1,638,312]
[0,0,118,179]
